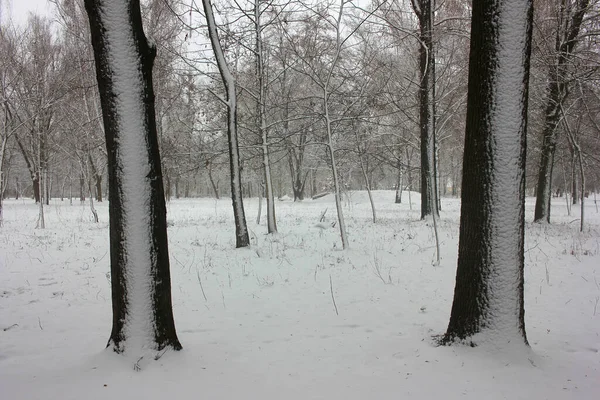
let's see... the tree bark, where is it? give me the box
[85,0,181,354]
[443,0,533,345]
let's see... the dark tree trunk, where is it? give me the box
[287,130,308,202]
[207,162,220,199]
[15,135,40,203]
[85,0,181,354]
[96,175,103,202]
[443,0,532,345]
[79,172,85,202]
[88,153,103,202]
[32,172,41,203]
[44,170,50,205]
[412,0,438,219]
[533,0,589,223]
[533,77,562,222]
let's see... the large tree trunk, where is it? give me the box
[203,0,249,248]
[412,0,438,220]
[443,0,533,345]
[85,0,181,355]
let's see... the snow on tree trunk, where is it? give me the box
[202,0,250,248]
[443,0,533,346]
[84,0,181,355]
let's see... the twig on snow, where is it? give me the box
[197,269,208,302]
[329,274,339,316]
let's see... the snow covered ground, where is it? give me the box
[1,191,598,399]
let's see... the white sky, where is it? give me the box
[3,0,51,25]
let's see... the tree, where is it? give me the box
[202,0,250,248]
[13,15,62,208]
[533,0,590,223]
[442,0,533,344]
[84,0,181,354]
[411,0,438,220]
[253,0,277,233]
[0,22,22,226]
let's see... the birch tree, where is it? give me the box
[84,0,182,355]
[442,0,533,345]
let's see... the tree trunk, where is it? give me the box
[203,0,249,248]
[325,95,348,249]
[395,159,403,204]
[33,172,41,203]
[96,174,103,202]
[412,0,438,220]
[256,182,263,225]
[88,153,103,202]
[85,0,181,354]
[79,172,85,202]
[406,148,413,210]
[0,136,5,226]
[255,0,277,234]
[443,0,532,345]
[355,129,376,222]
[207,161,220,199]
[44,168,50,205]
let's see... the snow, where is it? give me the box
[100,0,155,354]
[1,191,599,399]
[480,0,532,344]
